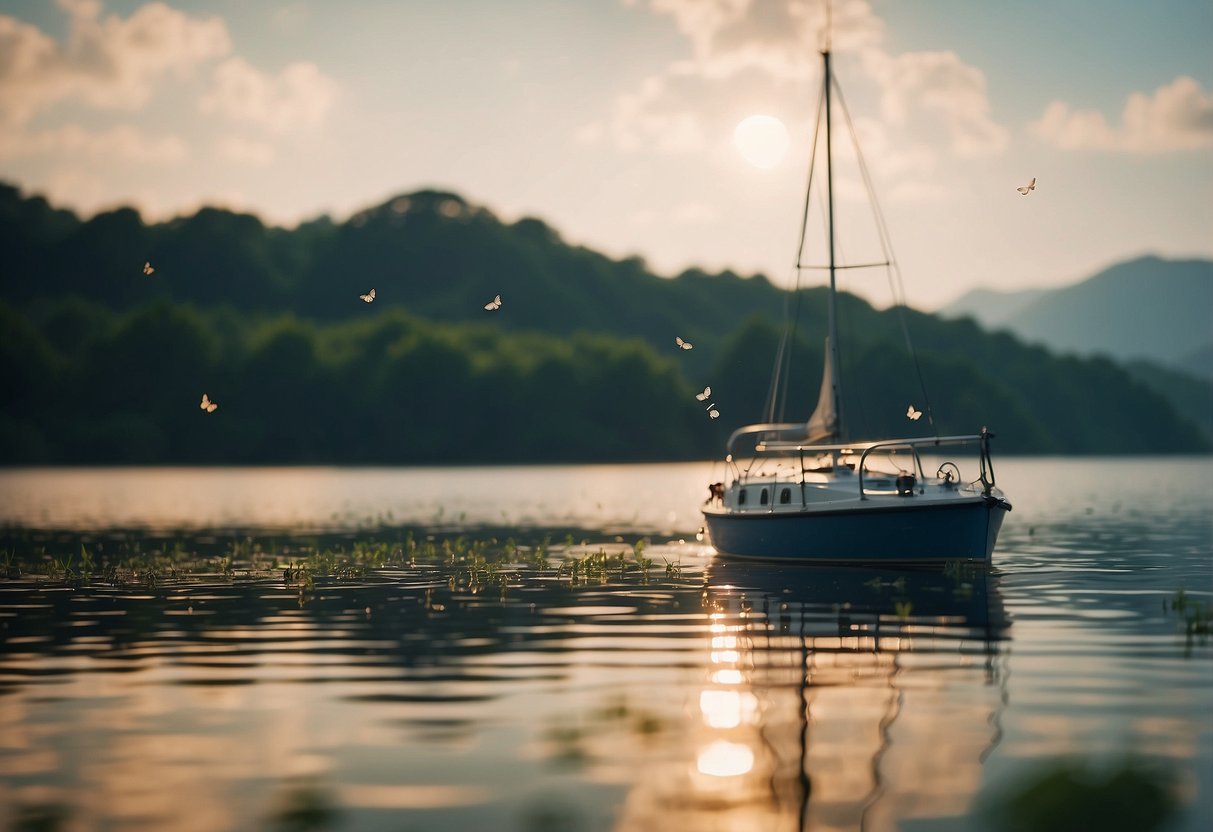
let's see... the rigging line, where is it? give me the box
[794,84,826,272]
[785,84,832,424]
[774,156,839,426]
[763,293,791,424]
[766,80,827,424]
[763,298,791,424]
[816,180,874,437]
[798,261,891,270]
[830,74,939,435]
[828,80,909,310]
[766,221,808,422]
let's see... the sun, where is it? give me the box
[733,114,789,170]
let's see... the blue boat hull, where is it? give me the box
[703,496,1008,563]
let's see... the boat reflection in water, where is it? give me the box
[618,558,1009,832]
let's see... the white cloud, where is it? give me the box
[0,0,339,220]
[862,50,1008,157]
[199,57,337,133]
[848,116,936,179]
[1031,76,1213,154]
[607,73,709,153]
[642,0,883,79]
[0,16,61,125]
[0,123,187,163]
[0,3,336,136]
[0,1,231,125]
[584,65,807,157]
[607,0,1007,169]
[58,0,103,20]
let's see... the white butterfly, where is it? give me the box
[707,406,720,419]
[143,261,154,275]
[696,386,711,401]
[907,404,922,421]
[1017,177,1036,195]
[200,393,218,413]
[484,294,502,311]
[676,336,693,350]
[359,288,376,303]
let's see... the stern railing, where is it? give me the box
[725,428,995,502]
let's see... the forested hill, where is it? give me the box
[1,182,1208,463]
[0,183,786,350]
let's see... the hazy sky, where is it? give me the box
[2,0,1210,309]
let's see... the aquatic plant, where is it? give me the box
[527,536,551,570]
[0,549,15,579]
[0,528,695,606]
[50,550,75,582]
[265,779,341,832]
[10,802,70,832]
[78,543,94,580]
[981,756,1177,832]
[1164,588,1210,645]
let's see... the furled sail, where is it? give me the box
[805,338,837,443]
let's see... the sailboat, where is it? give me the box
[702,46,1012,563]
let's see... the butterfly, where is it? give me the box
[1017,177,1036,195]
[359,288,376,303]
[200,393,218,413]
[143,261,154,275]
[907,404,922,421]
[707,405,720,419]
[484,294,502,311]
[676,336,693,350]
[696,386,712,401]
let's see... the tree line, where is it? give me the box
[1,181,1207,463]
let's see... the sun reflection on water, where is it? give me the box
[696,740,756,777]
[699,689,758,730]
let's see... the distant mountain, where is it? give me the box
[1175,344,1213,382]
[938,286,1050,328]
[941,256,1213,376]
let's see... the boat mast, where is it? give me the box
[823,47,845,442]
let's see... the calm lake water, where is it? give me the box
[1,458,1211,831]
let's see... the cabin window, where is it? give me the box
[780,487,791,504]
[738,489,747,506]
[760,488,769,506]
